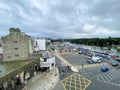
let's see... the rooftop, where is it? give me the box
[0,60,33,78]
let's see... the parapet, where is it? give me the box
[9,28,21,33]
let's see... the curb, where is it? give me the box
[49,68,59,90]
[54,53,79,72]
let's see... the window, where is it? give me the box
[7,56,11,58]
[14,48,18,50]
[15,54,19,57]
[44,58,47,62]
[13,41,18,43]
[52,63,54,67]
[2,40,6,43]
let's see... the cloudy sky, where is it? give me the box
[0,0,120,39]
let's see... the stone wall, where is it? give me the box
[1,28,34,61]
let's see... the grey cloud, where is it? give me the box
[0,0,120,38]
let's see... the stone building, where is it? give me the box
[0,59,40,90]
[1,28,34,61]
[40,51,55,71]
[0,28,40,90]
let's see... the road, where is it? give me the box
[55,56,74,80]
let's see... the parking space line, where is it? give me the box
[70,75,72,90]
[105,73,113,81]
[97,76,100,80]
[117,70,120,75]
[92,69,115,78]
[65,79,67,89]
[99,75,106,81]
[79,74,82,90]
[75,74,76,90]
[103,73,110,81]
[115,70,120,75]
[107,72,115,79]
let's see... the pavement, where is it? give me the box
[54,53,79,72]
[52,79,64,90]
[22,67,59,90]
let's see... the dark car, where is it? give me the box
[111,63,119,67]
[87,60,93,64]
[101,66,109,72]
[114,58,120,62]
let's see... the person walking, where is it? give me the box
[82,64,84,68]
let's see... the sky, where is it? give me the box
[0,0,120,39]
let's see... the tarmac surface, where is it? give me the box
[54,52,120,90]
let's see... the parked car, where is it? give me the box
[101,66,109,72]
[114,58,120,62]
[97,59,102,63]
[91,56,102,63]
[111,63,119,67]
[87,60,93,64]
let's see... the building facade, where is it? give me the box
[1,28,34,61]
[40,51,55,71]
[0,59,40,90]
[34,38,46,51]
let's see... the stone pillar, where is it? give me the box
[11,79,15,90]
[3,82,8,90]
[20,72,25,84]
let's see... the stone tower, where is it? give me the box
[1,28,34,61]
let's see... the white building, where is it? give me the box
[34,39,46,51]
[0,46,3,59]
[0,46,2,54]
[40,51,55,70]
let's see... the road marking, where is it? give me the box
[103,73,111,81]
[75,63,109,70]
[99,75,106,81]
[92,69,120,87]
[107,72,115,79]
[75,75,76,90]
[97,76,100,80]
[104,73,113,81]
[61,73,91,90]
[70,75,72,90]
